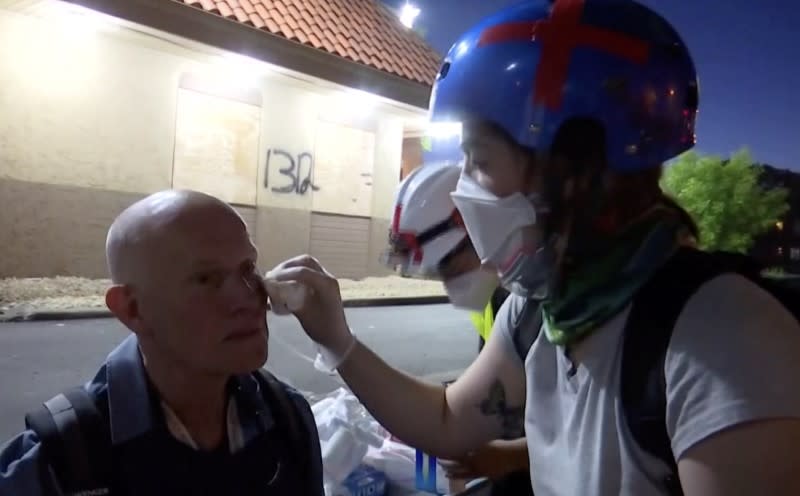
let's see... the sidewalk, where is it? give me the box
[0,275,449,322]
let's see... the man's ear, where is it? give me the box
[106,285,149,337]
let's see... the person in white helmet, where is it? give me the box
[387,140,509,353]
[383,161,531,495]
[382,162,500,315]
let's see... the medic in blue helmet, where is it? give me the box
[269,1,800,495]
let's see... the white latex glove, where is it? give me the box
[264,278,310,315]
[265,255,356,370]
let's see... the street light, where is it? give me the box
[399,2,421,29]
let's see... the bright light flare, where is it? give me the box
[399,3,421,29]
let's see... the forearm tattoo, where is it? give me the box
[479,380,524,437]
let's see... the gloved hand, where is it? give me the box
[264,278,309,315]
[265,255,356,369]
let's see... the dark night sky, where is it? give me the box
[382,0,800,170]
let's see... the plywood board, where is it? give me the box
[172,88,260,205]
[312,120,375,216]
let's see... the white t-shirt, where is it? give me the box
[495,273,800,496]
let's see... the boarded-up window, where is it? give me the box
[401,137,423,180]
[171,86,261,206]
[312,120,375,217]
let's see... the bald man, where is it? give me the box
[0,190,324,496]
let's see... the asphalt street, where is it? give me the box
[0,303,476,443]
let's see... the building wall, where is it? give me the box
[0,4,418,278]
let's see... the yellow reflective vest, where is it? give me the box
[469,300,495,342]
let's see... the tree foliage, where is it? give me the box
[661,148,790,253]
[420,135,432,152]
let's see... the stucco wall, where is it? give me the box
[0,4,416,278]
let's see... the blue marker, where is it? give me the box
[415,449,439,493]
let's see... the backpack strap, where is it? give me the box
[253,369,310,479]
[24,386,111,496]
[490,287,510,317]
[511,296,543,364]
[621,247,759,496]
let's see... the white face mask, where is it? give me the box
[443,268,500,312]
[450,172,554,298]
[449,173,537,262]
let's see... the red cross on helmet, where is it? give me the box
[428,0,699,172]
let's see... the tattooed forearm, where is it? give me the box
[479,379,524,438]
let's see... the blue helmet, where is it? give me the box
[429,0,699,172]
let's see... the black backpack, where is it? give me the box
[513,247,800,496]
[24,368,310,496]
[490,287,511,317]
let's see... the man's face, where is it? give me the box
[137,207,269,376]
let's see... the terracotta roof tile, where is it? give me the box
[321,37,335,53]
[307,33,323,49]
[264,17,279,32]
[175,0,441,86]
[285,3,300,19]
[217,1,232,17]
[335,33,350,50]
[253,3,268,19]
[278,22,293,40]
[248,13,264,29]
[231,7,248,23]
[296,16,311,35]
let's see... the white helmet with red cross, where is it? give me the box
[382,162,466,278]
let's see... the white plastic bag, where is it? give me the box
[321,426,369,484]
[313,388,387,445]
[364,439,450,494]
[312,388,388,493]
[311,388,456,495]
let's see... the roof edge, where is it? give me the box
[62,0,433,109]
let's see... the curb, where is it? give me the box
[0,295,450,323]
[0,309,114,323]
[341,295,449,308]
